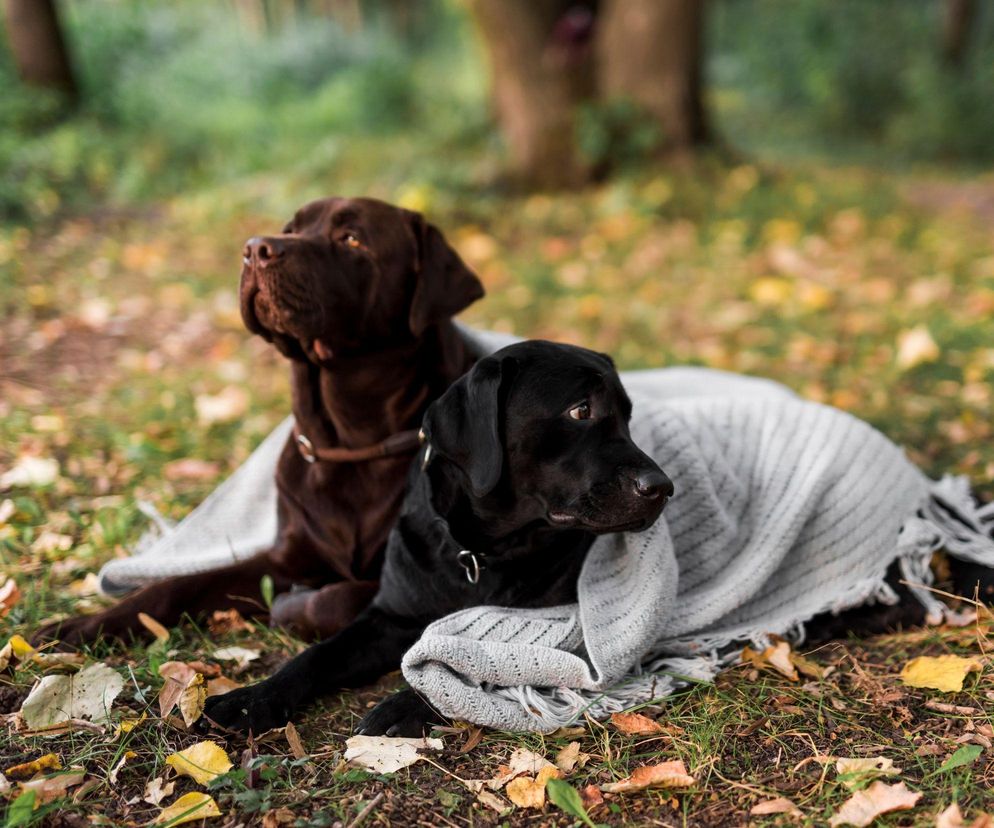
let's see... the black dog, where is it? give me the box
[203,340,673,735]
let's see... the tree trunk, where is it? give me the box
[596,0,708,149]
[2,0,77,99]
[469,0,593,188]
[942,0,976,67]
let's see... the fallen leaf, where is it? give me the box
[138,612,170,642]
[742,641,799,681]
[4,753,61,780]
[261,807,296,827]
[937,744,983,774]
[206,676,241,697]
[8,634,35,659]
[115,713,147,737]
[285,722,307,759]
[165,741,233,785]
[546,777,598,827]
[143,777,175,806]
[108,751,136,785]
[343,735,443,774]
[20,663,123,729]
[162,458,221,482]
[751,796,802,816]
[195,386,248,426]
[0,772,9,795]
[600,759,696,793]
[186,660,222,678]
[154,792,222,825]
[212,646,260,669]
[936,802,994,828]
[900,655,982,692]
[507,747,555,776]
[0,456,59,489]
[0,641,11,671]
[18,770,85,805]
[829,781,921,827]
[580,784,604,811]
[835,756,902,789]
[475,789,508,813]
[611,711,665,735]
[0,577,21,617]
[555,741,586,773]
[158,662,205,726]
[207,609,252,635]
[506,765,562,809]
[0,499,14,524]
[896,326,940,370]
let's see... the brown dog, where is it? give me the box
[41,197,483,645]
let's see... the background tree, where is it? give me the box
[468,0,708,188]
[2,0,76,100]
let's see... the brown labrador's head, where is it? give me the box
[239,197,484,361]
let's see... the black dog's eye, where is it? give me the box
[342,232,362,249]
[568,402,592,421]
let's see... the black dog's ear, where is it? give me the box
[423,354,515,498]
[407,212,485,336]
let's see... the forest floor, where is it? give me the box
[2,156,994,826]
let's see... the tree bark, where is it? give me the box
[596,0,708,149]
[469,0,592,188]
[942,0,976,67]
[2,0,77,99]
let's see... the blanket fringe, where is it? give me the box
[495,475,993,731]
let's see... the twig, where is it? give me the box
[347,791,384,828]
[924,700,981,716]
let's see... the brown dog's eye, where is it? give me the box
[343,233,362,248]
[568,402,592,421]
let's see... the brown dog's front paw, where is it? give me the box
[32,617,100,650]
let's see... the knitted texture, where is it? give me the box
[98,326,790,593]
[401,395,994,732]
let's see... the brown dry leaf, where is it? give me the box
[19,770,86,805]
[143,776,174,806]
[475,789,508,813]
[261,807,296,827]
[600,759,696,793]
[154,792,222,825]
[828,781,921,827]
[207,609,252,635]
[5,753,62,780]
[611,711,665,735]
[580,784,604,812]
[936,802,994,828]
[206,676,241,697]
[165,741,233,785]
[284,722,307,759]
[896,326,940,370]
[138,612,170,642]
[555,741,586,773]
[790,651,825,680]
[20,663,123,728]
[158,661,205,726]
[0,577,21,618]
[162,458,221,482]
[505,765,562,809]
[458,726,484,755]
[507,747,555,776]
[835,756,902,789]
[900,655,982,692]
[212,646,260,669]
[186,660,221,678]
[751,796,802,817]
[742,641,799,681]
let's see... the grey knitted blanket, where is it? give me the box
[401,395,994,732]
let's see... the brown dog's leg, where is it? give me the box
[270,580,379,640]
[35,555,293,647]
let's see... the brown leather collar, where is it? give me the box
[293,423,424,464]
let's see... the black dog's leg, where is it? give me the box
[355,688,446,738]
[203,607,423,733]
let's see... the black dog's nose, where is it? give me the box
[634,470,674,500]
[243,237,285,267]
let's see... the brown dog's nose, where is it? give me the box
[634,470,674,500]
[243,237,285,267]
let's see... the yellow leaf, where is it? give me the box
[900,655,982,692]
[835,757,901,790]
[116,712,147,737]
[741,641,798,681]
[154,792,222,825]
[165,741,232,786]
[138,613,170,643]
[5,753,61,780]
[600,759,696,794]
[9,634,35,659]
[505,766,561,809]
[828,781,921,827]
[749,277,793,307]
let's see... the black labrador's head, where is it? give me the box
[240,197,484,362]
[423,340,673,536]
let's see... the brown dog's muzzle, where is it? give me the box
[243,236,286,269]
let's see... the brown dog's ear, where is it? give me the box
[408,213,485,336]
[422,352,516,498]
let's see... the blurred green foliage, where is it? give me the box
[1,0,993,225]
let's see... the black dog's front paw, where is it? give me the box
[355,688,445,737]
[202,683,292,734]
